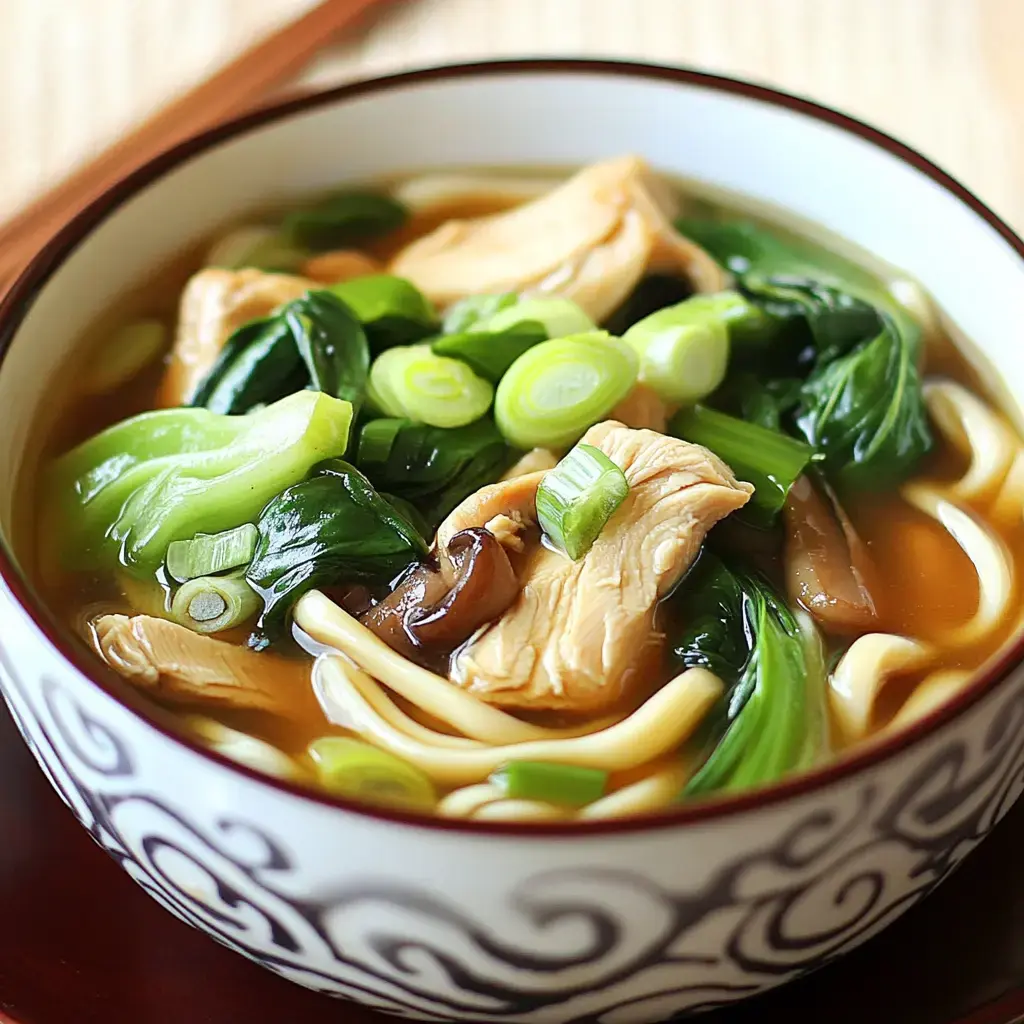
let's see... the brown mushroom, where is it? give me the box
[359,528,520,664]
[359,563,449,660]
[784,474,879,634]
[406,529,519,648]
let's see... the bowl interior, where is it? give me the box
[2,62,1023,710]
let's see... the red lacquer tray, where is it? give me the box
[0,698,1020,1024]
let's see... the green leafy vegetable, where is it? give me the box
[669,404,817,520]
[282,190,407,251]
[246,459,427,645]
[430,322,547,383]
[796,312,932,490]
[46,390,354,575]
[355,417,515,532]
[329,275,438,350]
[672,552,828,796]
[191,290,369,416]
[680,214,932,489]
[536,443,628,560]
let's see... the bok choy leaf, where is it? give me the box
[672,551,828,796]
[354,417,516,532]
[45,391,354,575]
[246,459,427,646]
[191,289,369,416]
[681,215,932,490]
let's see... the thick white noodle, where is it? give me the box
[296,590,616,745]
[886,669,973,734]
[437,783,505,817]
[472,800,572,822]
[313,656,483,750]
[924,380,1018,501]
[438,761,695,822]
[902,484,1014,646]
[829,634,933,742]
[314,656,723,786]
[578,762,694,820]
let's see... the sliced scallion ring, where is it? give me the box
[494,332,638,449]
[368,345,493,427]
[535,442,629,559]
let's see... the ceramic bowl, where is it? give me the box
[0,61,1022,1024]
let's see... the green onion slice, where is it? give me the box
[494,332,638,450]
[484,296,596,338]
[308,736,436,812]
[491,760,609,807]
[368,345,494,428]
[165,523,259,583]
[623,304,731,404]
[536,443,629,560]
[171,575,261,634]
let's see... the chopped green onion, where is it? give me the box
[494,332,638,450]
[430,321,547,383]
[282,191,407,251]
[368,345,494,427]
[171,576,261,634]
[85,319,168,395]
[329,275,437,348]
[491,761,609,807]
[357,417,405,464]
[669,405,817,518]
[203,225,307,272]
[308,736,436,812]
[622,291,769,404]
[165,523,259,583]
[442,292,517,334]
[484,296,596,338]
[536,443,629,559]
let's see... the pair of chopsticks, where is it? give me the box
[0,0,398,296]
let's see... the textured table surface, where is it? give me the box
[0,0,1022,232]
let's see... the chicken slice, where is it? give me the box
[448,422,754,714]
[93,614,307,715]
[389,155,727,322]
[157,268,315,407]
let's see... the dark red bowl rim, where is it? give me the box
[2,58,1023,837]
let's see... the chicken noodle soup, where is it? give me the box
[27,156,1024,821]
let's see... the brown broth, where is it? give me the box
[16,171,1024,797]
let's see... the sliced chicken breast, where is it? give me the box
[93,614,308,715]
[389,155,727,322]
[444,421,753,713]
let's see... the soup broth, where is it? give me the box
[21,156,1024,820]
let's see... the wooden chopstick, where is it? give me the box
[0,0,397,294]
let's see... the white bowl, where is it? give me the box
[0,61,1022,1023]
